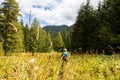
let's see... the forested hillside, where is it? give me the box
[43,25,73,36]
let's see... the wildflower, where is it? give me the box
[34,66,39,71]
[29,58,35,63]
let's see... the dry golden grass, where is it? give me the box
[0,53,120,80]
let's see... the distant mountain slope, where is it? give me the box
[43,25,73,36]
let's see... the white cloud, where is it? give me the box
[16,0,102,27]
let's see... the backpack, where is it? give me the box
[62,52,68,58]
[62,52,68,61]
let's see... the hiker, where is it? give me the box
[61,49,68,62]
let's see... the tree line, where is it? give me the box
[72,0,120,54]
[0,0,120,55]
[0,0,66,55]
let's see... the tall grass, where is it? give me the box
[0,53,120,80]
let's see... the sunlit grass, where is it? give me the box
[0,53,120,80]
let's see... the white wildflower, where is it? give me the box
[29,58,35,63]
[34,66,39,71]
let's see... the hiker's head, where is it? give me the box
[64,49,67,52]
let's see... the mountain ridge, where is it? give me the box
[42,25,73,36]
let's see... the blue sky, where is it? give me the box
[1,0,102,27]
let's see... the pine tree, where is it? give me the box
[23,24,30,52]
[67,31,72,51]
[46,33,52,52]
[110,0,120,34]
[61,29,72,51]
[1,0,23,55]
[72,0,99,53]
[61,29,67,48]
[110,0,120,53]
[0,2,6,52]
[54,32,64,52]
[96,0,113,53]
[29,18,40,55]
[29,26,37,55]
[27,17,52,53]
[38,30,49,52]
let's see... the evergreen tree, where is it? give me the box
[41,31,52,52]
[1,0,23,55]
[61,29,67,48]
[110,0,120,34]
[71,0,120,54]
[28,17,52,53]
[37,30,48,52]
[61,29,72,51]
[0,2,6,52]
[46,33,52,52]
[96,0,114,53]
[67,31,72,51]
[23,24,30,52]
[29,26,37,55]
[54,32,64,52]
[110,0,120,53]
[29,18,40,55]
[72,0,99,53]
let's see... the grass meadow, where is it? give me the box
[0,53,120,80]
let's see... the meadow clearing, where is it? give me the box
[0,53,120,80]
